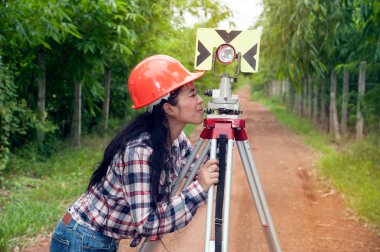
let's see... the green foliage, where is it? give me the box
[0,0,233,167]
[252,0,380,135]
[0,60,44,173]
[256,0,379,80]
[0,61,15,171]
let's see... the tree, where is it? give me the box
[1,0,81,146]
[329,70,340,141]
[0,0,233,157]
[254,0,379,141]
[341,69,349,135]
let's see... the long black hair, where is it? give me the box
[87,88,182,203]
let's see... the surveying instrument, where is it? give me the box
[140,28,281,252]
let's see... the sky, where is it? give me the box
[185,0,263,30]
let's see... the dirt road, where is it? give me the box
[25,86,380,252]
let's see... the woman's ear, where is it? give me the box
[163,103,176,115]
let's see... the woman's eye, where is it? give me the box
[189,90,199,97]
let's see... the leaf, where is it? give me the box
[39,40,51,50]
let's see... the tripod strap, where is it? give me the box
[215,134,227,252]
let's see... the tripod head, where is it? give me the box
[194,28,261,118]
[204,50,241,117]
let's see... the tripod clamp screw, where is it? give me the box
[204,90,213,97]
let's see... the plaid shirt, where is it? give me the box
[69,131,207,247]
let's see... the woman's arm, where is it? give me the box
[120,145,207,237]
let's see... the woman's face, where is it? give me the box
[171,82,204,125]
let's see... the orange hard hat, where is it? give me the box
[128,55,205,109]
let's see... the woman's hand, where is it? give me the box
[197,159,219,192]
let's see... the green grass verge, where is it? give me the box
[0,135,107,251]
[251,90,380,230]
[319,141,380,227]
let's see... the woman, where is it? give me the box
[50,55,219,251]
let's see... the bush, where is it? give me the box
[0,60,17,172]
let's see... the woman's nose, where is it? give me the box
[197,94,203,104]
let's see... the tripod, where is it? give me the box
[139,72,282,252]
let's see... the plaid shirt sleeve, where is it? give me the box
[119,144,207,238]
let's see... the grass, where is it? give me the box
[251,90,380,231]
[0,135,107,251]
[319,141,380,227]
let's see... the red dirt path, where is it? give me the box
[24,86,380,252]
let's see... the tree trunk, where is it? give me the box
[286,79,292,110]
[281,79,287,101]
[329,70,340,141]
[307,76,312,119]
[341,69,349,135]
[102,66,111,132]
[37,46,46,144]
[292,84,297,114]
[320,78,327,130]
[356,61,366,140]
[312,80,318,124]
[304,79,307,117]
[72,80,82,147]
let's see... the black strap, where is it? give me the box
[215,134,227,252]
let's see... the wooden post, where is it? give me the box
[297,90,302,117]
[268,81,272,97]
[356,61,366,140]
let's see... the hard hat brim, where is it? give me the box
[132,70,205,109]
